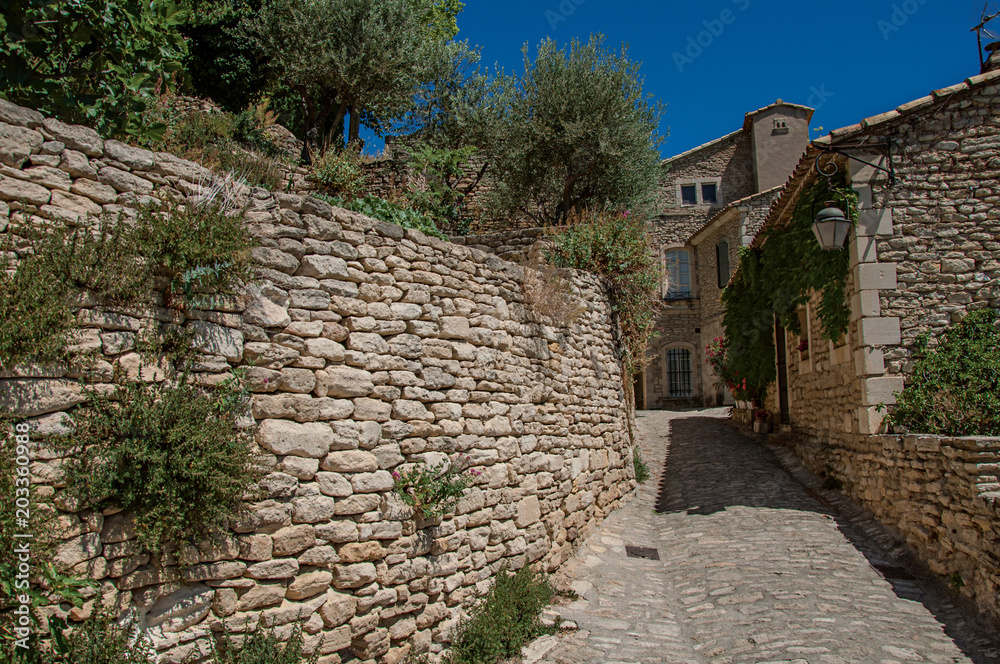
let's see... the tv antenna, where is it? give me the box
[972,2,1000,72]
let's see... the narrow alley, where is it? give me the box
[531,410,1000,664]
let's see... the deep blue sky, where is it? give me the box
[433,0,996,158]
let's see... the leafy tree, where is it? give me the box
[241,0,449,151]
[478,34,665,225]
[180,0,271,113]
[0,0,188,139]
[413,0,464,42]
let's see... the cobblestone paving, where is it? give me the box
[530,409,1000,664]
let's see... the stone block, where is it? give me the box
[286,570,333,600]
[43,118,103,156]
[323,450,379,473]
[0,99,43,127]
[318,367,374,398]
[256,420,333,458]
[271,525,316,557]
[320,590,358,627]
[855,263,897,291]
[850,290,881,320]
[854,347,886,377]
[0,122,43,168]
[858,317,901,347]
[291,495,336,523]
[146,584,214,633]
[857,406,887,435]
[97,166,153,194]
[861,375,905,406]
[189,321,243,362]
[298,255,349,279]
[856,206,893,237]
[246,558,299,579]
[237,584,286,611]
[850,234,878,265]
[0,174,51,205]
[332,562,377,589]
[0,379,86,417]
[515,496,542,528]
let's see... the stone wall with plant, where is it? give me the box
[0,99,638,663]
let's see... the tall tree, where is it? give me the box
[242,0,450,152]
[479,35,665,225]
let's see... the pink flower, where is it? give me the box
[391,471,400,480]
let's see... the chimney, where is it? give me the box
[984,41,1000,73]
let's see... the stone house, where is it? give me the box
[731,62,1000,624]
[640,101,814,409]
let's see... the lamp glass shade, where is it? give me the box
[812,205,851,251]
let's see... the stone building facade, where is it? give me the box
[640,101,813,409]
[0,100,638,663]
[735,66,1000,626]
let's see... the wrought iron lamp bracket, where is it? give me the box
[814,141,896,187]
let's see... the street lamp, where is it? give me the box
[812,201,851,251]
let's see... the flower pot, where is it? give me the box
[753,421,770,434]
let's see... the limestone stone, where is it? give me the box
[189,321,243,362]
[103,139,156,170]
[320,590,358,627]
[0,99,43,127]
[392,400,433,422]
[97,166,153,194]
[303,338,346,361]
[337,541,385,563]
[332,562,377,589]
[237,534,274,562]
[0,173,51,205]
[260,472,298,499]
[291,495,337,523]
[146,584,214,633]
[271,525,316,557]
[286,571,333,600]
[439,317,470,339]
[43,118,103,156]
[316,472,355,497]
[351,470,394,493]
[256,420,333,458]
[323,450,379,473]
[237,584,286,611]
[516,496,542,527]
[0,379,85,417]
[245,293,291,329]
[353,398,392,422]
[298,255,350,279]
[277,368,316,394]
[319,367,375,398]
[279,456,319,480]
[348,332,389,354]
[53,533,101,567]
[252,395,353,422]
[246,558,299,579]
[0,122,43,168]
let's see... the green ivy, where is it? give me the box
[886,308,1000,436]
[317,194,448,240]
[720,178,856,397]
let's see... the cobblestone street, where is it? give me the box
[528,409,1000,664]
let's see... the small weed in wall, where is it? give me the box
[633,449,651,483]
[392,455,481,520]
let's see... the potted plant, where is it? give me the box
[753,409,770,434]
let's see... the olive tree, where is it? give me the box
[480,35,665,225]
[242,0,456,151]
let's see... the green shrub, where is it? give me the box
[319,194,448,240]
[407,143,480,233]
[161,111,236,156]
[886,308,1000,436]
[212,625,317,664]
[215,148,285,191]
[545,211,661,376]
[392,456,480,520]
[633,449,650,483]
[0,219,150,369]
[134,199,255,303]
[61,370,263,552]
[41,602,155,664]
[447,564,555,664]
[312,147,367,198]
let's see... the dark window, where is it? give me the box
[681,185,697,205]
[667,348,693,397]
[702,183,718,205]
[716,240,730,288]
[664,250,692,300]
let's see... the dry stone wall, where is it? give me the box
[0,99,637,663]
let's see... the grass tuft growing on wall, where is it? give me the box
[446,564,555,664]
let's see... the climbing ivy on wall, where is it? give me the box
[720,176,857,397]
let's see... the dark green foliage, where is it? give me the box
[62,370,262,552]
[0,219,148,369]
[0,0,188,140]
[181,0,271,114]
[407,143,481,233]
[212,625,317,664]
[633,449,650,483]
[134,200,255,301]
[447,565,554,664]
[721,178,855,398]
[39,602,155,664]
[479,35,664,225]
[320,194,447,240]
[312,147,367,198]
[886,308,1000,436]
[545,211,662,376]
